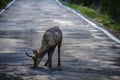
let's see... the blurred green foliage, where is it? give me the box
[0,0,11,10]
[62,0,120,23]
[61,0,120,37]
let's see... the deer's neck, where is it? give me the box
[38,45,48,58]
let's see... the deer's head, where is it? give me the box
[25,50,42,68]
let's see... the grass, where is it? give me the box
[67,4,97,18]
[0,0,12,10]
[63,2,120,38]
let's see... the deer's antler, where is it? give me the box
[25,53,34,59]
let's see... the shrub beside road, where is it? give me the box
[0,0,12,10]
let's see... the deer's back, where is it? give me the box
[42,26,62,47]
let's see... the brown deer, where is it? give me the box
[26,26,62,68]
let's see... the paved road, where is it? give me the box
[0,0,120,80]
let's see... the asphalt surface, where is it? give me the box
[0,0,120,80]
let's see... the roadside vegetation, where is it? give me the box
[0,0,12,10]
[61,0,120,39]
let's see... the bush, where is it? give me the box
[64,0,120,23]
[100,0,120,23]
[0,0,11,10]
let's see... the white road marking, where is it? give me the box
[0,0,16,14]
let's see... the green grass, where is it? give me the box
[66,3,112,24]
[66,4,97,18]
[0,0,12,10]
[63,3,120,37]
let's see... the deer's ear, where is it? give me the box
[32,50,35,53]
[32,50,38,54]
[32,50,37,54]
[34,50,38,53]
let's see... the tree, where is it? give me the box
[100,0,120,22]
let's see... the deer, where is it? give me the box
[25,26,62,68]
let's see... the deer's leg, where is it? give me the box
[44,53,49,66]
[49,53,53,68]
[47,51,52,68]
[48,47,55,68]
[44,60,49,66]
[58,43,61,67]
[45,51,51,68]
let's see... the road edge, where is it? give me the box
[0,0,16,14]
[56,0,120,44]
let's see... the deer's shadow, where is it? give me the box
[27,66,63,76]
